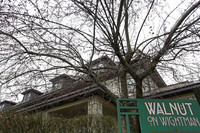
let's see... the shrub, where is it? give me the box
[0,111,118,133]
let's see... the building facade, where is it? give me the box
[0,56,199,118]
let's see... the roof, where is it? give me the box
[86,56,116,67]
[12,79,117,112]
[50,74,75,82]
[0,100,16,106]
[2,56,168,112]
[144,81,200,99]
[17,86,116,112]
[21,89,43,95]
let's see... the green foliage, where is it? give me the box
[0,111,118,133]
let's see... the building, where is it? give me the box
[0,56,199,117]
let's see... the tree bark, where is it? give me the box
[120,69,128,98]
[135,79,143,133]
[135,79,143,99]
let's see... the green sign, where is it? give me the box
[138,99,200,133]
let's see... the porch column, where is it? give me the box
[88,97,103,115]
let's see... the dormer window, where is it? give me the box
[21,89,43,102]
[92,63,104,69]
[0,104,5,109]
[54,81,62,90]
[50,74,75,91]
[0,101,16,111]
[23,93,31,101]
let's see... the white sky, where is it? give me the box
[0,0,199,102]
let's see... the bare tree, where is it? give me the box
[0,0,200,132]
[1,0,199,97]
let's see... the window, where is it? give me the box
[22,93,32,102]
[54,82,62,90]
[92,63,104,70]
[26,93,31,101]
[0,104,5,109]
[127,78,136,93]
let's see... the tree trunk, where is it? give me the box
[135,79,143,99]
[135,79,143,133]
[120,69,128,98]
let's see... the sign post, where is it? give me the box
[117,98,139,133]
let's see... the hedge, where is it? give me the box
[0,111,118,133]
